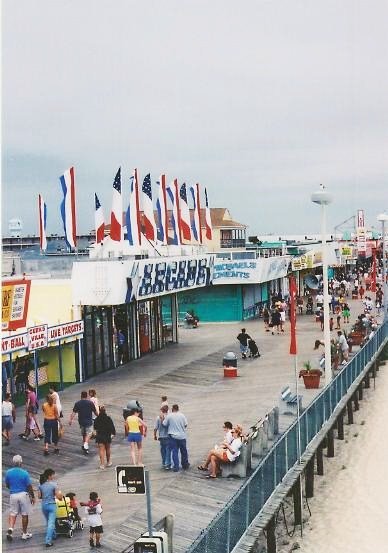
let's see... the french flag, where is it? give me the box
[156,174,168,245]
[38,194,47,252]
[59,166,77,250]
[110,168,122,242]
[141,173,156,241]
[190,183,202,244]
[166,179,181,245]
[204,187,213,240]
[95,193,105,244]
[126,169,142,247]
[179,182,192,242]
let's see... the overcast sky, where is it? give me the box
[2,0,388,237]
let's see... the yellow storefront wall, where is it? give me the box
[2,278,80,385]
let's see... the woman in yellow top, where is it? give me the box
[42,395,59,456]
[124,409,147,465]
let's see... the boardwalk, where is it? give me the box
[2,300,369,552]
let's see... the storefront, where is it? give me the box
[72,255,212,375]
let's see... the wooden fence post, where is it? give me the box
[293,477,302,526]
[266,515,277,553]
[337,413,344,440]
[317,444,324,475]
[347,400,354,424]
[327,428,335,458]
[305,456,315,498]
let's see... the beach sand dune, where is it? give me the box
[286,365,388,553]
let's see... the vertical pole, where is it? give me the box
[33,351,39,400]
[347,400,354,424]
[305,456,315,498]
[145,470,153,537]
[9,353,15,396]
[382,219,387,321]
[316,444,324,475]
[322,202,332,385]
[78,338,84,383]
[353,392,359,411]
[293,477,303,529]
[266,515,277,553]
[358,384,363,401]
[337,414,344,440]
[327,428,335,457]
[58,339,64,391]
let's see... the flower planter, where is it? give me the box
[299,369,322,389]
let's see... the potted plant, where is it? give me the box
[299,361,322,389]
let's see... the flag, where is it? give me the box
[190,183,202,243]
[289,275,297,355]
[95,193,105,244]
[110,168,122,242]
[179,183,191,242]
[204,187,213,240]
[38,194,47,252]
[141,173,156,241]
[59,166,77,249]
[156,174,168,244]
[166,180,181,245]
[126,169,142,247]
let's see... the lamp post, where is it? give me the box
[312,185,333,381]
[377,212,388,321]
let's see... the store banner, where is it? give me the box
[129,255,213,300]
[2,320,85,355]
[2,279,31,331]
[213,256,289,285]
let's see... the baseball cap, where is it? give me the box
[12,455,23,464]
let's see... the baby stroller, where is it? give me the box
[248,339,261,358]
[306,297,314,315]
[55,496,84,539]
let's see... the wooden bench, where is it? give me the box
[280,386,302,416]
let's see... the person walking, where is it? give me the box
[20,384,42,439]
[154,405,171,469]
[93,406,116,469]
[49,384,63,418]
[236,328,251,359]
[2,392,16,444]
[337,330,349,365]
[38,468,62,547]
[124,408,147,465]
[4,454,35,542]
[162,404,189,472]
[42,394,60,456]
[69,390,97,455]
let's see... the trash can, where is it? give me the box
[223,352,238,377]
[123,399,144,420]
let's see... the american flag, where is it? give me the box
[179,182,191,242]
[110,167,122,242]
[142,173,152,199]
[141,173,156,241]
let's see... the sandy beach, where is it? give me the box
[275,362,388,553]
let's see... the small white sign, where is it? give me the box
[28,324,48,351]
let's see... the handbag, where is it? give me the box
[58,422,64,440]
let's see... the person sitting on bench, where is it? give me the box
[197,425,243,478]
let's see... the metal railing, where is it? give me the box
[186,321,388,553]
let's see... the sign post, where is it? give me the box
[116,465,153,536]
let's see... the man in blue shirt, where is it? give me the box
[69,391,97,454]
[162,404,189,472]
[5,455,35,542]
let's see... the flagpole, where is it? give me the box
[289,275,303,536]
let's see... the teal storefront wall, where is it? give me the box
[177,285,243,322]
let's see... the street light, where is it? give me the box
[377,212,388,321]
[312,185,333,381]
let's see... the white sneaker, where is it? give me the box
[22,532,32,540]
[106,462,112,467]
[99,465,105,470]
[33,437,41,441]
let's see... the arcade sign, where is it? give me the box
[2,279,31,331]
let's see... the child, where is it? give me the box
[66,492,82,526]
[23,408,41,441]
[160,396,168,408]
[82,492,103,547]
